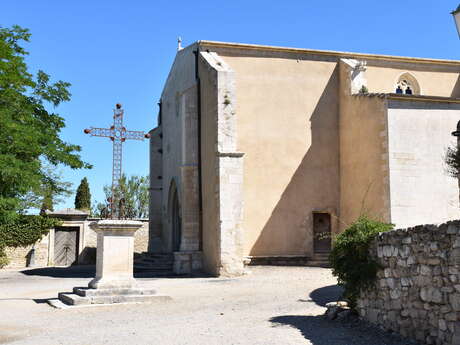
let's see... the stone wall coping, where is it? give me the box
[87,218,149,222]
[89,220,144,232]
[376,220,460,240]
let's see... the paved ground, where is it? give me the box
[0,266,418,345]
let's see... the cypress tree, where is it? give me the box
[75,177,91,210]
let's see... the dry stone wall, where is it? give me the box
[4,239,49,268]
[358,221,460,345]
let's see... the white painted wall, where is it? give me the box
[387,101,460,228]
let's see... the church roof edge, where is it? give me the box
[195,40,460,66]
[354,93,460,104]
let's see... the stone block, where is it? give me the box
[450,294,460,311]
[73,287,157,297]
[173,251,203,274]
[57,292,171,306]
[447,224,458,234]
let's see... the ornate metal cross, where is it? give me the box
[84,103,150,218]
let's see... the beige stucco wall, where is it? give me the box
[339,59,391,229]
[366,64,460,97]
[218,53,340,257]
[339,93,390,229]
[387,101,460,228]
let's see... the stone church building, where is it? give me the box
[148,40,460,276]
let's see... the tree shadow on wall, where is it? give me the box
[250,66,340,256]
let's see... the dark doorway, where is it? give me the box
[313,213,331,253]
[54,227,79,266]
[171,189,182,252]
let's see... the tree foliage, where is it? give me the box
[93,174,149,219]
[0,25,89,265]
[0,25,91,222]
[75,177,91,211]
[329,216,393,308]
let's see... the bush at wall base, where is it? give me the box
[329,216,393,308]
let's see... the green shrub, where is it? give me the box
[329,216,393,308]
[0,215,61,268]
[359,85,369,94]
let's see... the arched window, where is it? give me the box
[395,73,421,95]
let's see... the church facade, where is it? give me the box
[149,41,460,276]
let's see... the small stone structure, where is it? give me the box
[57,220,169,306]
[358,221,460,345]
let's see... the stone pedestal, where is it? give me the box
[88,220,141,289]
[53,220,170,308]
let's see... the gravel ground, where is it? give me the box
[0,266,419,345]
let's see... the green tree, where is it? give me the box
[100,174,149,219]
[36,166,72,215]
[0,25,90,266]
[75,177,91,211]
[92,201,109,219]
[0,25,90,221]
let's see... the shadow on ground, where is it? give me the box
[270,315,418,345]
[308,284,343,306]
[20,266,95,278]
[19,265,208,279]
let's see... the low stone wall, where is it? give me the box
[4,238,49,269]
[3,219,150,269]
[358,221,460,345]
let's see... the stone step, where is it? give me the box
[133,262,173,271]
[134,262,173,268]
[313,252,330,258]
[138,259,173,264]
[134,258,174,263]
[245,256,310,266]
[133,268,176,276]
[59,292,171,306]
[59,292,87,306]
[138,253,173,257]
[73,287,157,297]
[307,261,331,268]
[133,253,175,273]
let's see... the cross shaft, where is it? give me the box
[84,104,150,218]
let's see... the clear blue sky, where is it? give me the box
[3,1,460,211]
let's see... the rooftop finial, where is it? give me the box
[177,37,183,51]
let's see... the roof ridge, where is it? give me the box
[195,40,460,66]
